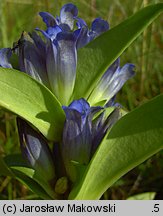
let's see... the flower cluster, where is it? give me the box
[0,3,135,197]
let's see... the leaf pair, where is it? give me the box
[0,154,53,199]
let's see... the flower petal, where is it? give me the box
[46,32,77,105]
[62,107,82,128]
[30,31,46,57]
[88,18,109,42]
[36,25,62,41]
[59,23,71,32]
[45,38,58,94]
[39,11,57,27]
[62,108,92,182]
[89,61,135,105]
[102,63,135,101]
[0,48,12,68]
[97,58,120,91]
[18,32,49,87]
[35,28,51,40]
[91,108,120,154]
[75,26,90,49]
[60,3,78,30]
[76,18,87,28]
[88,59,120,105]
[68,98,90,116]
[74,18,90,49]
[46,26,62,40]
[91,18,109,36]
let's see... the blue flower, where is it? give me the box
[61,98,120,182]
[18,32,50,89]
[75,17,109,49]
[88,59,135,105]
[17,118,56,182]
[36,4,78,105]
[17,118,63,199]
[36,3,110,105]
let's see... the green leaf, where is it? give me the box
[1,154,51,199]
[4,154,55,199]
[5,154,59,199]
[0,156,14,177]
[72,3,163,101]
[11,166,59,199]
[12,169,52,200]
[127,192,156,200]
[69,94,163,200]
[0,68,65,141]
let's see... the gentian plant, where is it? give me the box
[0,3,163,200]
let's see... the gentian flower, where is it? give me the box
[0,3,135,197]
[17,118,55,179]
[88,59,135,106]
[17,118,57,198]
[61,98,120,182]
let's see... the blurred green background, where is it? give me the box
[0,0,163,199]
